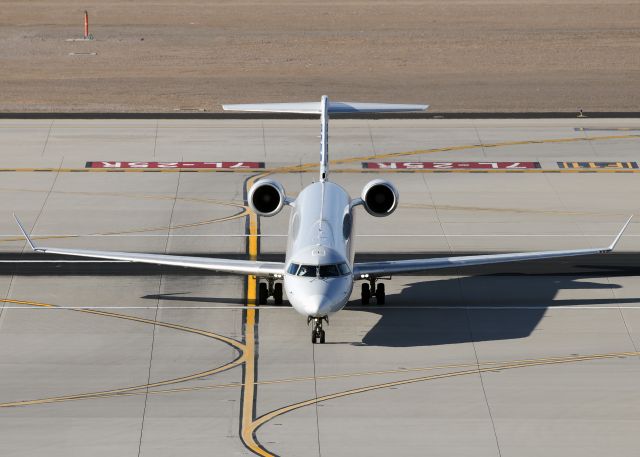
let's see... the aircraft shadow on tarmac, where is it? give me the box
[352,269,640,348]
[143,269,640,348]
[142,292,248,305]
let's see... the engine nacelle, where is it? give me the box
[248,179,287,217]
[361,179,399,217]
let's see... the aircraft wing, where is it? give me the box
[14,215,285,276]
[353,217,632,277]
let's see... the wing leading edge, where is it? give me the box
[353,217,633,277]
[14,215,285,276]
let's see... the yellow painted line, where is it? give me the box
[246,351,640,440]
[332,133,640,165]
[240,172,275,457]
[0,210,248,244]
[285,133,638,176]
[99,354,600,398]
[0,298,246,408]
[0,188,248,244]
[0,187,247,209]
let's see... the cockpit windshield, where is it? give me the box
[287,263,350,278]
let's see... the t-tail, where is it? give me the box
[223,96,428,182]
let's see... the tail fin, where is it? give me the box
[223,96,428,182]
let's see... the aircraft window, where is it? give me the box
[318,264,340,277]
[298,265,318,277]
[295,264,350,277]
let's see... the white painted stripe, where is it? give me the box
[1,305,639,310]
[0,306,283,309]
[0,234,636,238]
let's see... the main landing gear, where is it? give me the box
[360,276,386,305]
[258,278,283,305]
[308,316,328,344]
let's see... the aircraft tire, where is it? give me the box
[273,283,283,305]
[376,283,385,305]
[258,282,268,305]
[361,283,370,305]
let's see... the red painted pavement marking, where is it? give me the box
[362,162,541,169]
[86,161,265,169]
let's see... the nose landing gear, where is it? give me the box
[308,316,328,344]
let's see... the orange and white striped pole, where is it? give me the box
[83,11,89,39]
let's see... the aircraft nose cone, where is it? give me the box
[304,295,326,316]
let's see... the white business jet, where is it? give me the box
[15,96,632,344]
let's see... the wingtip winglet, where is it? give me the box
[607,215,633,251]
[13,213,39,251]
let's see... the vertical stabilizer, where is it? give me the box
[319,95,329,182]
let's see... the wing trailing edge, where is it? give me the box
[353,216,633,277]
[13,214,285,276]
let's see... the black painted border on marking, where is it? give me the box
[2,112,640,120]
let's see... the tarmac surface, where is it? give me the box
[1,118,640,456]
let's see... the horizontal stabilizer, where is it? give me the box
[223,101,428,114]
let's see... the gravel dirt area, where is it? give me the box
[1,0,638,112]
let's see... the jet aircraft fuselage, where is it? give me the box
[284,181,355,317]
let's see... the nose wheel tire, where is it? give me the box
[309,316,328,344]
[312,329,326,344]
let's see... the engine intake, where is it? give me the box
[361,179,399,217]
[248,179,287,217]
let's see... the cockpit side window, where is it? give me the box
[286,263,300,275]
[338,263,351,275]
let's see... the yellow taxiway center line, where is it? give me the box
[240,172,277,457]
